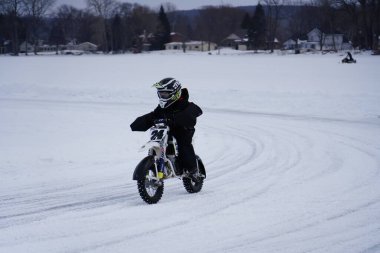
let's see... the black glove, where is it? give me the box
[154,118,168,125]
[153,117,175,128]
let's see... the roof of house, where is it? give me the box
[224,33,241,41]
[283,39,296,44]
[166,41,216,46]
[78,42,97,47]
[308,28,321,36]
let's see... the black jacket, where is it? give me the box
[130,88,202,132]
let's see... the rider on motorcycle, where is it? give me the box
[342,51,355,63]
[130,77,203,182]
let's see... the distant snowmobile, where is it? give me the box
[132,119,206,204]
[342,52,356,63]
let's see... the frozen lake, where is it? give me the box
[1,50,380,252]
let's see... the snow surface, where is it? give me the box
[1,50,380,253]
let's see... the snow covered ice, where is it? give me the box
[1,50,380,252]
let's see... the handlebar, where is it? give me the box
[154,119,168,125]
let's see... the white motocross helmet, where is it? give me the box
[153,78,182,108]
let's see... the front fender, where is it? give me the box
[133,156,155,180]
[139,141,160,153]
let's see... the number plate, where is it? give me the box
[150,128,167,142]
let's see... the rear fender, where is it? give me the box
[133,156,155,180]
[196,155,206,179]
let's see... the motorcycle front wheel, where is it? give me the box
[137,165,164,204]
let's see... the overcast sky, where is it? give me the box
[54,0,260,11]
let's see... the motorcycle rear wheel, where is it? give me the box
[183,156,206,193]
[183,177,203,193]
[137,166,164,204]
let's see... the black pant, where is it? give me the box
[171,127,197,171]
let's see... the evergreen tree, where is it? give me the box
[243,14,254,49]
[152,5,171,50]
[251,4,266,50]
[241,5,267,51]
[111,14,125,52]
[241,12,251,30]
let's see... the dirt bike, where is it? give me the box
[132,119,206,204]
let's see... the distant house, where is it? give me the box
[220,33,242,49]
[221,32,248,50]
[188,41,217,51]
[165,41,217,52]
[165,42,185,50]
[77,42,97,52]
[284,28,352,51]
[283,39,296,50]
[307,28,322,44]
[65,40,77,50]
[138,31,154,51]
[170,32,185,43]
[269,37,280,50]
[0,40,12,54]
[297,39,308,50]
[64,41,97,53]
[308,28,354,51]
[38,44,57,52]
[19,41,34,53]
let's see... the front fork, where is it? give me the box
[155,146,166,180]
[152,149,178,180]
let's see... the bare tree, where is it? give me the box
[87,0,117,52]
[87,0,116,18]
[162,2,176,13]
[22,0,55,55]
[263,0,285,52]
[195,5,244,50]
[163,2,179,32]
[336,0,380,50]
[336,0,360,47]
[1,0,24,55]
[358,0,380,50]
[54,5,81,43]
[121,3,156,52]
[287,1,320,50]
[318,0,339,51]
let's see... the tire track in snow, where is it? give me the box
[78,109,361,252]
[0,179,142,229]
[2,101,380,253]
[202,110,380,253]
[109,109,380,253]
[70,110,311,252]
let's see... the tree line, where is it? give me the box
[0,0,379,56]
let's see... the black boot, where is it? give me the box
[187,167,201,183]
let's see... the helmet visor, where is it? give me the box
[158,91,173,99]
